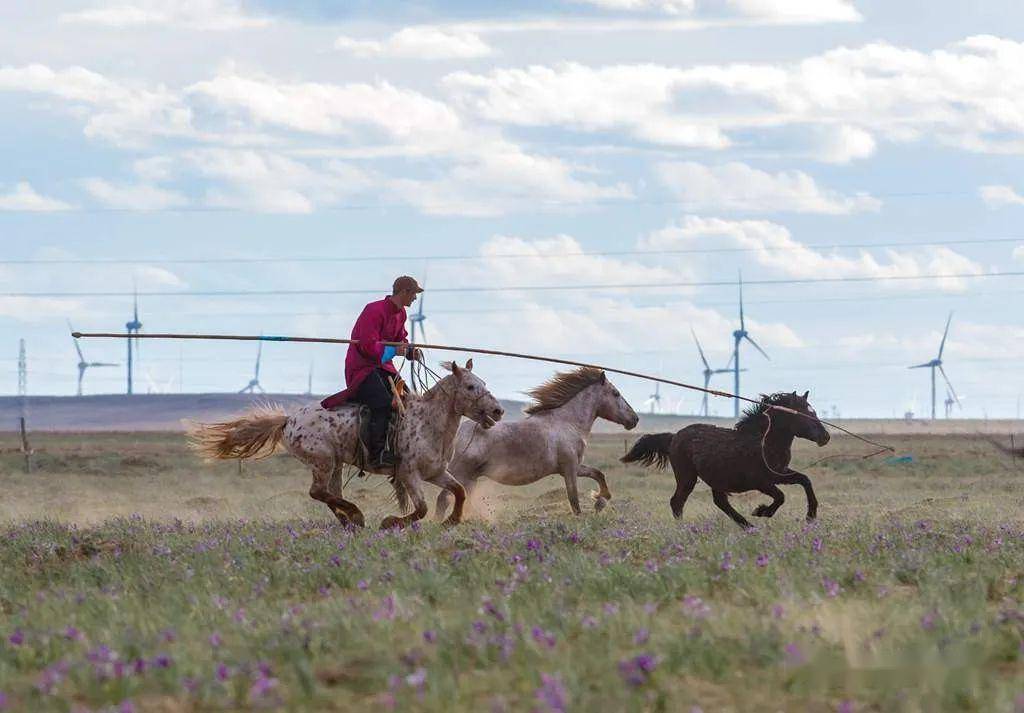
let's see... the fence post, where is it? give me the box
[19,416,32,473]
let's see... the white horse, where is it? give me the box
[190,360,504,529]
[435,367,639,518]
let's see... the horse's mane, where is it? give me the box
[735,392,801,434]
[524,367,605,415]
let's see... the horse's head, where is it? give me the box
[595,372,639,430]
[770,390,830,446]
[444,359,504,429]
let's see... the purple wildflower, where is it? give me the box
[720,551,734,571]
[534,673,568,713]
[330,555,342,567]
[531,626,557,649]
[603,602,620,616]
[422,630,437,644]
[151,654,173,669]
[618,654,658,686]
[920,610,939,631]
[215,663,231,682]
[756,553,770,567]
[837,700,856,713]
[64,626,82,641]
[7,630,23,646]
[373,595,396,622]
[772,604,785,620]
[812,537,823,554]
[119,700,136,713]
[209,631,222,648]
[822,577,841,598]
[580,615,598,629]
[481,598,505,622]
[682,595,711,620]
[633,628,650,645]
[0,691,7,710]
[405,667,427,690]
[357,579,369,591]
[784,643,805,666]
[249,674,279,701]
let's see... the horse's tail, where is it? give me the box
[621,433,673,469]
[187,404,288,461]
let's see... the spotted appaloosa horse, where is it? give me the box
[435,367,639,518]
[189,360,504,529]
[621,391,830,529]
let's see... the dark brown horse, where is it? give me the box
[621,391,830,529]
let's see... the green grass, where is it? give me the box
[1,431,1023,711]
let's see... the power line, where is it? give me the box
[0,236,1020,266]
[3,269,1023,299]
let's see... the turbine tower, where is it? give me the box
[17,338,27,397]
[305,362,313,396]
[68,321,118,396]
[730,273,769,417]
[125,289,142,395]
[239,339,265,394]
[644,383,662,415]
[408,289,427,390]
[909,312,959,420]
[692,328,743,417]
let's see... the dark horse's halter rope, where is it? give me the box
[71,331,895,460]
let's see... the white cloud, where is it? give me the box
[644,215,985,291]
[724,0,860,21]
[445,35,1024,156]
[0,182,72,211]
[134,266,187,287]
[0,297,86,322]
[188,68,462,149]
[979,184,1024,208]
[81,178,188,209]
[184,148,375,213]
[335,26,493,59]
[60,0,272,30]
[813,124,876,164]
[387,141,632,216]
[570,0,697,13]
[0,63,194,147]
[571,0,859,21]
[1013,245,1024,262]
[656,161,880,214]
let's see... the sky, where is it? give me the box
[1,0,1023,418]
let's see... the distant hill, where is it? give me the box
[0,394,1016,435]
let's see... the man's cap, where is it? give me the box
[393,275,424,294]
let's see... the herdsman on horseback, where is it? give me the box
[321,275,424,469]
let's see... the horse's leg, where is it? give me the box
[435,468,474,521]
[667,452,698,519]
[380,475,428,530]
[308,462,365,528]
[560,462,583,515]
[752,484,785,518]
[576,465,612,509]
[774,471,818,521]
[711,489,753,529]
[426,470,468,527]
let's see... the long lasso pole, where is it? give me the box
[71,331,893,455]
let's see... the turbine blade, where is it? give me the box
[737,271,745,331]
[938,365,960,407]
[68,320,85,361]
[690,327,710,369]
[744,334,770,360]
[937,311,953,359]
[908,362,932,369]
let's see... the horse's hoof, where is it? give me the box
[350,512,366,528]
[379,516,403,530]
[752,504,772,517]
[593,496,608,512]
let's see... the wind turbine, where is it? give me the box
[239,339,265,394]
[305,362,313,396]
[730,273,769,417]
[644,383,662,415]
[68,321,118,396]
[692,327,743,417]
[408,287,427,390]
[909,312,959,420]
[125,288,142,395]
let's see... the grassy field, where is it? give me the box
[1,430,1023,712]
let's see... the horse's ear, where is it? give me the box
[600,371,607,384]
[440,361,454,373]
[451,362,462,377]
[465,358,474,371]
[802,390,809,400]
